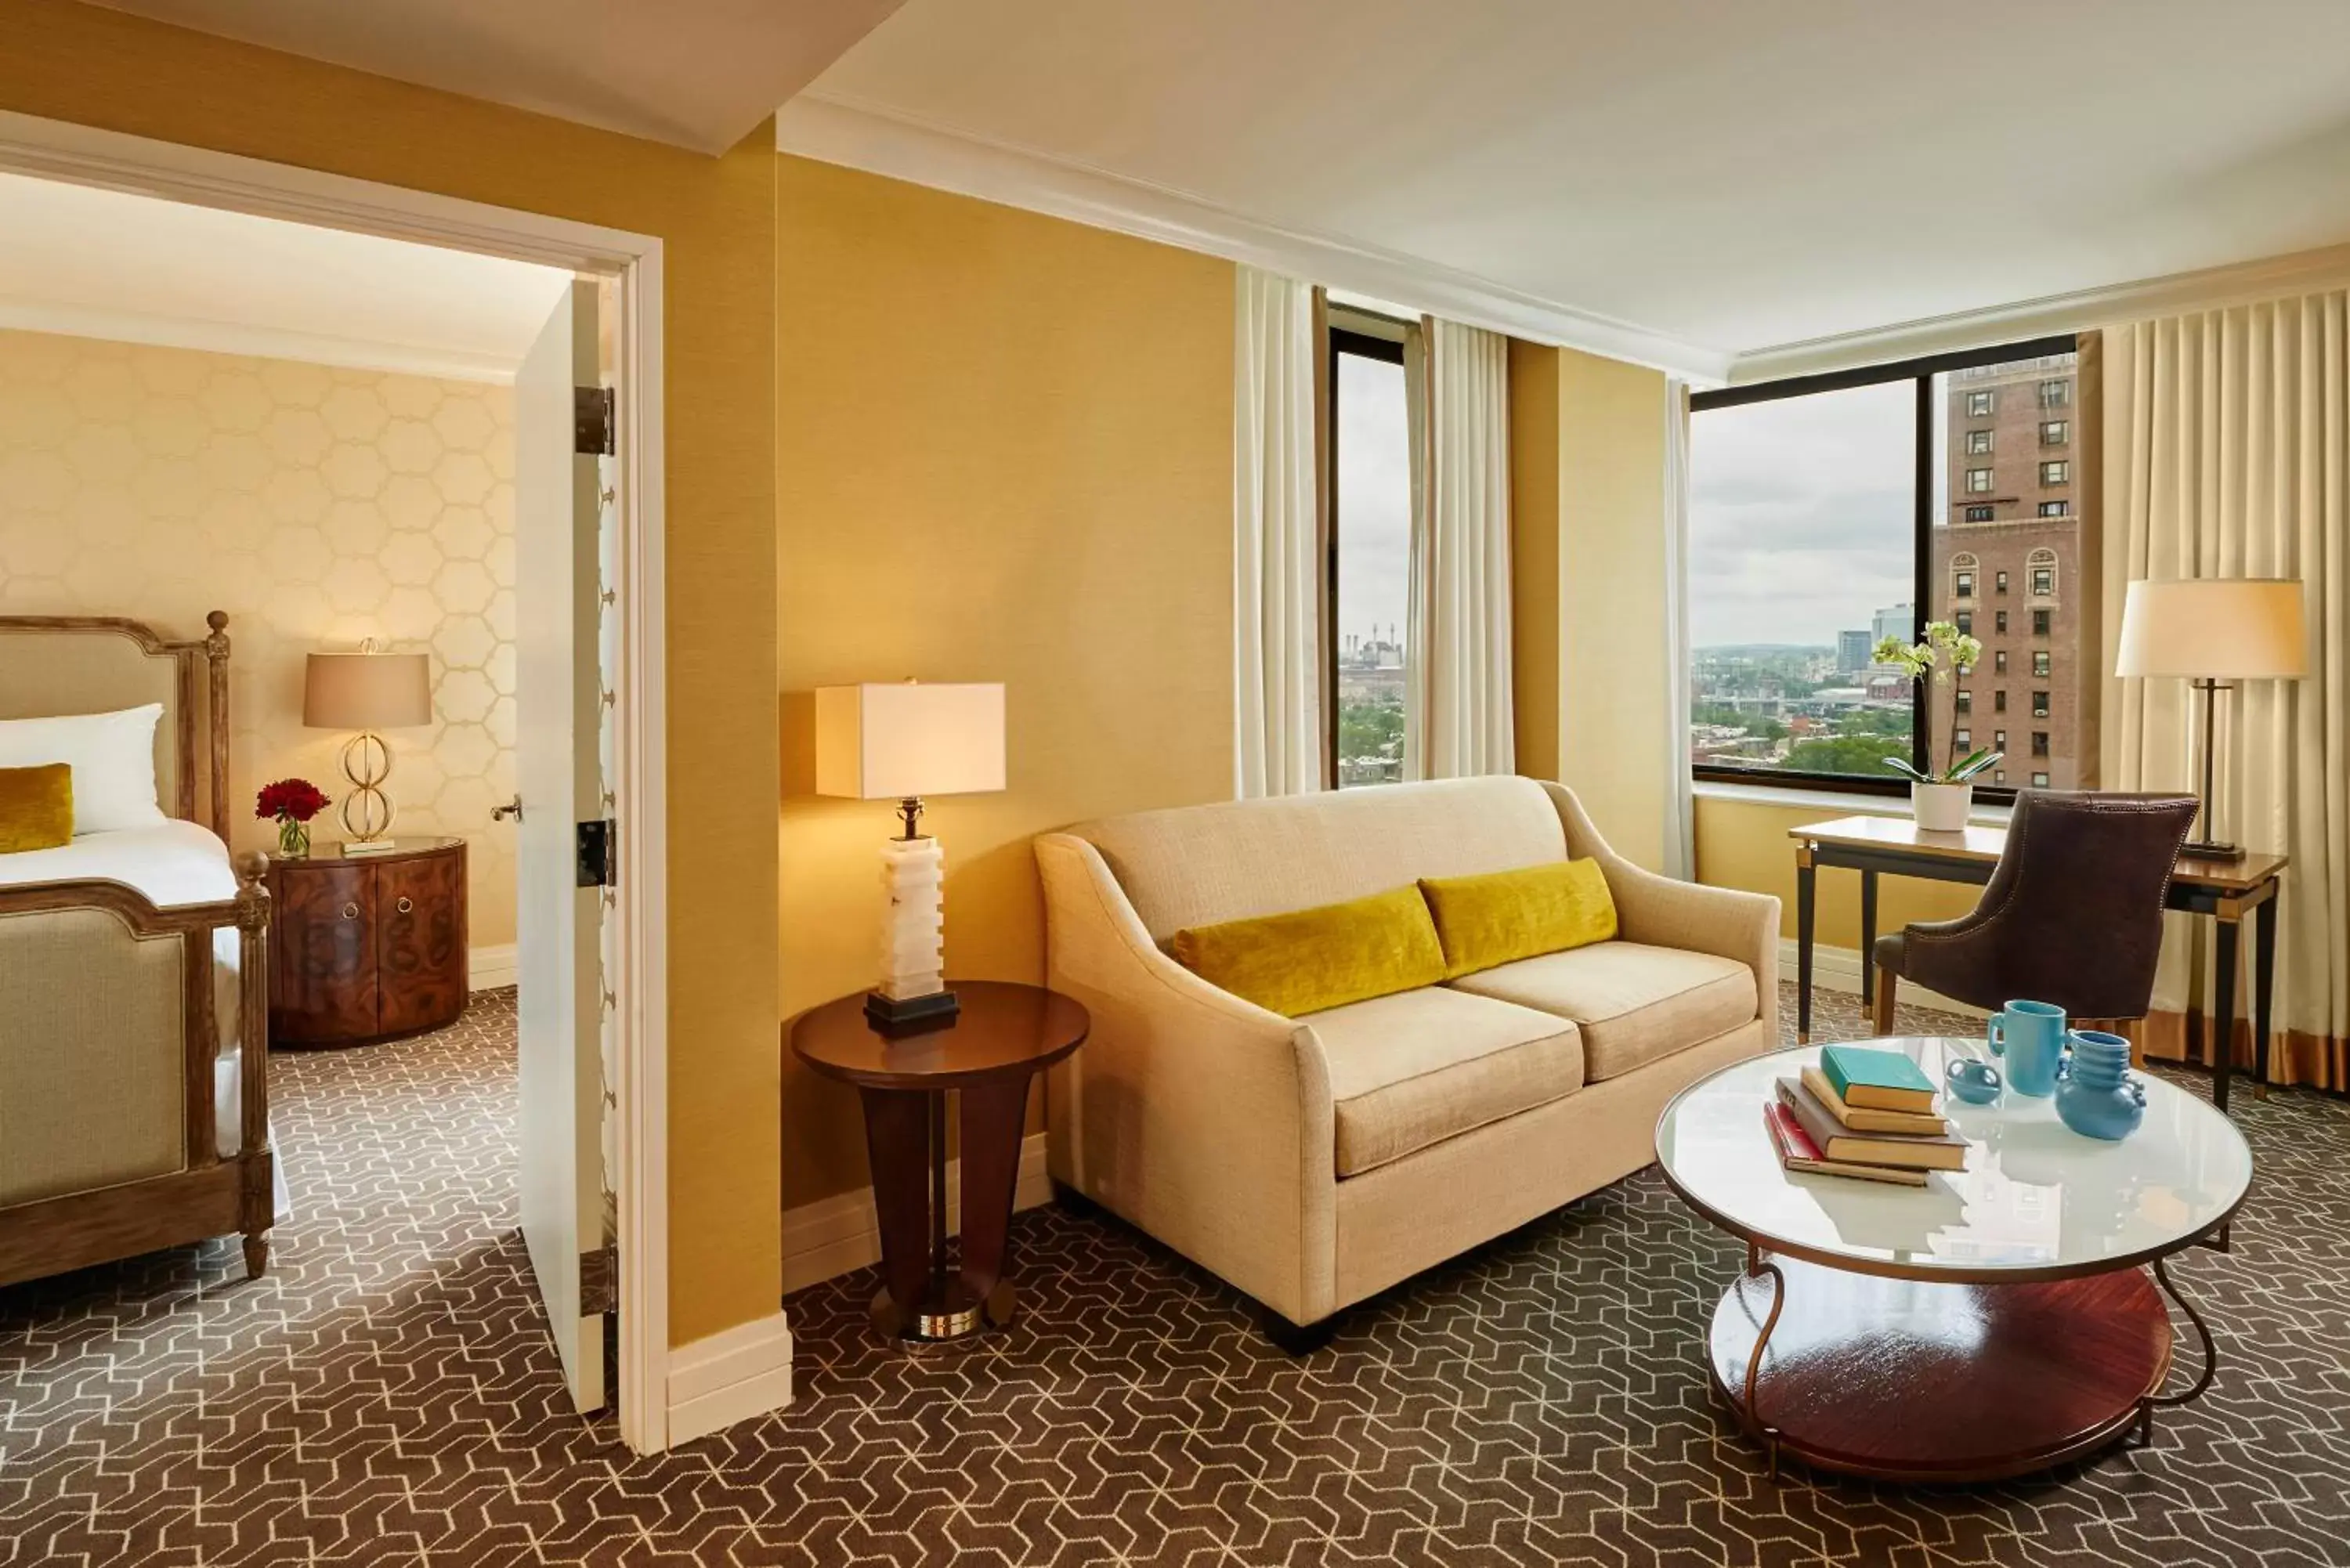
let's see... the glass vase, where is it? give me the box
[277,817,311,859]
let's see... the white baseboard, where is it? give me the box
[666,1310,794,1447]
[782,1132,1054,1295]
[469,943,516,992]
[1784,938,1990,1019]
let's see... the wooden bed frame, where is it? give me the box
[0,612,274,1288]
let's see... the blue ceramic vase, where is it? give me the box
[2055,1030,2146,1140]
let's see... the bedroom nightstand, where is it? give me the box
[269,836,469,1047]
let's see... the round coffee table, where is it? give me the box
[1655,1037,2251,1482]
[791,981,1089,1342]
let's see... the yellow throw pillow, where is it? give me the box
[1170,885,1448,1017]
[1419,858,1617,980]
[0,763,74,854]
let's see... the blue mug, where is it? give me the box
[1988,999,2070,1097]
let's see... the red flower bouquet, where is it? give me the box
[257,778,331,858]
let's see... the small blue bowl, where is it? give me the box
[1945,1057,2004,1106]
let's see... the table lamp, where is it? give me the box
[815,681,1006,1031]
[304,644,433,854]
[2114,577,2307,859]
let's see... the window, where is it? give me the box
[1329,323,1410,786]
[1954,727,1971,749]
[2032,732,2050,757]
[2032,608,2051,636]
[1955,611,1972,636]
[1994,728,2007,749]
[1995,609,2008,634]
[2033,771,2051,787]
[2039,379,2070,409]
[2037,500,2069,518]
[2028,548,2058,596]
[2033,691,2051,717]
[2041,420,2069,446]
[1955,688,1972,713]
[1996,768,2008,782]
[2032,651,2052,677]
[1995,570,2009,594]
[1995,649,2009,674]
[2039,460,2070,486]
[1994,689,2008,713]
[1690,337,2078,792]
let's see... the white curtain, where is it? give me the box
[2105,293,2349,1086]
[1406,316,1515,779]
[1233,266,1321,798]
[1661,378,1696,880]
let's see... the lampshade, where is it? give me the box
[303,650,433,729]
[2114,579,2308,681]
[814,682,1006,800]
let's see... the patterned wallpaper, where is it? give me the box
[0,327,518,948]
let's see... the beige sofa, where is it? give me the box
[1034,775,1779,1341]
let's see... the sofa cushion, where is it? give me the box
[1170,885,1447,1018]
[1447,941,1757,1082]
[1419,858,1618,979]
[1302,986,1585,1177]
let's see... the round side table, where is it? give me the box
[790,981,1089,1342]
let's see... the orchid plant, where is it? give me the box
[1871,620,2004,786]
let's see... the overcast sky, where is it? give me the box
[1689,381,1918,649]
[1336,352,1410,648]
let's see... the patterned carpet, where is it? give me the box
[2,985,2346,1566]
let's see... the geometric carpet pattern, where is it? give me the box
[4,985,2348,1566]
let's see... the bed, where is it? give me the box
[0,613,274,1288]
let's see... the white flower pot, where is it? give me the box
[1912,782,1973,833]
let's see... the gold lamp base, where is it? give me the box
[338,731,398,851]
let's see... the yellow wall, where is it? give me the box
[0,330,524,945]
[0,0,781,1347]
[1507,341,1672,869]
[1694,795,1980,946]
[774,157,1235,1209]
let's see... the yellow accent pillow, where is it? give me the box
[0,763,74,854]
[1419,858,1617,980]
[1170,885,1448,1018]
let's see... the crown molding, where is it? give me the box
[0,294,517,383]
[1730,240,2350,385]
[775,92,1732,382]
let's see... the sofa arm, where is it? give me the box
[1034,833,1338,1324]
[1536,782,1781,1037]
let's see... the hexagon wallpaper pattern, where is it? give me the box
[0,327,518,949]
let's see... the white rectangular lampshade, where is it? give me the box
[2114,579,2308,680]
[814,682,1006,800]
[303,651,433,729]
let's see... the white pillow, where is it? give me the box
[0,704,168,835]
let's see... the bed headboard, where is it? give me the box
[0,612,231,840]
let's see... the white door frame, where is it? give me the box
[0,109,676,1454]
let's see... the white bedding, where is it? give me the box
[0,821,269,1181]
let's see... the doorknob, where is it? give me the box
[493,796,523,823]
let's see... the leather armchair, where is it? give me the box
[1871,791,2200,1030]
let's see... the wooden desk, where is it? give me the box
[1789,815,2286,1112]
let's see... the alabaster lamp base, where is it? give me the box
[865,834,959,1032]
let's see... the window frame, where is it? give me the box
[1324,320,1412,789]
[1688,332,2075,800]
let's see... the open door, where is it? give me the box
[515,279,611,1414]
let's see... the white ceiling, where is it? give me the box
[85,0,904,153]
[0,172,576,381]
[794,0,2350,365]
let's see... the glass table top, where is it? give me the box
[1654,1038,2252,1281]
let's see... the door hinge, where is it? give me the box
[574,385,616,455]
[580,1242,617,1317]
[576,818,616,887]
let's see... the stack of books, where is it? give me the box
[1765,1043,1967,1187]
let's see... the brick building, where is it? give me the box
[1928,355,2081,788]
